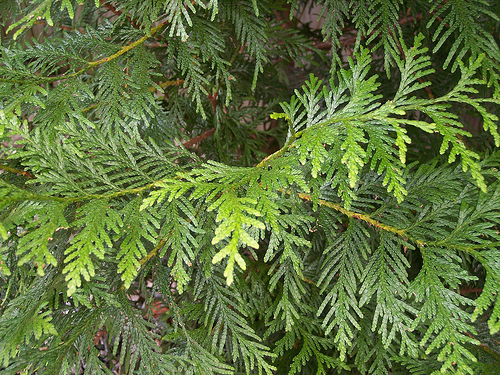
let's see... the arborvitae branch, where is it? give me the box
[1,1,500,374]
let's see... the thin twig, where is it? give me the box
[297,191,500,255]
[99,0,140,29]
[0,163,35,179]
[182,128,215,148]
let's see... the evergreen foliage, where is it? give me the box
[1,0,500,373]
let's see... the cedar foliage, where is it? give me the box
[1,0,500,374]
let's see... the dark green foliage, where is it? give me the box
[1,1,500,374]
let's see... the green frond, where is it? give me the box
[316,219,369,360]
[210,191,265,285]
[7,0,57,39]
[471,250,500,334]
[16,202,67,276]
[350,315,396,375]
[359,233,418,356]
[193,272,277,374]
[319,0,350,50]
[296,125,336,179]
[267,259,309,332]
[428,0,500,74]
[365,0,403,72]
[63,200,122,296]
[288,327,350,374]
[0,275,60,368]
[115,197,159,289]
[392,33,435,102]
[220,0,269,89]
[160,196,204,293]
[163,0,202,42]
[411,246,479,373]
